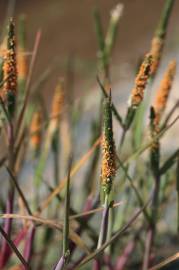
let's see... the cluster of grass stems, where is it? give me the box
[0,0,179,269]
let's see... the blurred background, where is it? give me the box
[0,0,179,98]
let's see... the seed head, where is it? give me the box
[50,79,64,128]
[17,48,27,81]
[17,15,27,81]
[101,95,116,194]
[1,18,17,117]
[128,54,152,108]
[30,109,43,152]
[153,60,176,127]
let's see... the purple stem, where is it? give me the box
[142,177,160,270]
[142,228,153,270]
[53,255,65,270]
[93,259,101,270]
[104,254,114,270]
[0,188,15,268]
[0,123,15,268]
[115,239,136,270]
[2,226,29,264]
[23,225,36,265]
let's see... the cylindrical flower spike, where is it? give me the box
[50,79,64,131]
[17,15,28,90]
[149,0,175,76]
[1,18,17,118]
[128,54,152,108]
[30,109,43,153]
[101,93,116,195]
[17,48,27,82]
[153,60,176,127]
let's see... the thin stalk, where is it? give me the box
[115,235,137,270]
[6,166,32,215]
[143,110,161,269]
[77,193,153,268]
[143,181,160,270]
[54,156,72,270]
[105,206,113,268]
[23,225,36,266]
[0,120,15,268]
[63,157,72,255]
[155,0,175,39]
[0,225,29,269]
[0,226,28,267]
[93,195,109,270]
[97,194,109,248]
[97,76,123,127]
[52,127,60,186]
[119,128,127,150]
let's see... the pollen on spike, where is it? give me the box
[50,79,64,127]
[153,60,176,127]
[128,54,152,108]
[30,109,43,152]
[1,18,17,118]
[101,96,116,194]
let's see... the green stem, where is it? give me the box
[155,0,175,39]
[97,194,109,249]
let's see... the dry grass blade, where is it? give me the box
[0,213,63,230]
[149,253,179,270]
[70,201,123,220]
[0,214,89,254]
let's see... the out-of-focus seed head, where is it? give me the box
[17,15,27,82]
[101,95,116,194]
[50,79,64,128]
[128,54,152,108]
[30,109,43,152]
[17,48,27,81]
[1,18,17,118]
[153,60,176,127]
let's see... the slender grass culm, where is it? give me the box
[143,60,176,270]
[93,92,116,268]
[53,156,72,270]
